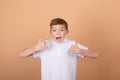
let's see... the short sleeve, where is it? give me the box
[72,41,88,58]
[33,51,42,58]
[33,40,51,58]
[77,43,88,50]
[77,43,88,58]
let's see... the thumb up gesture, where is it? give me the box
[70,42,80,54]
[35,37,46,51]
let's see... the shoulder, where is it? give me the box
[66,38,88,50]
[64,38,76,45]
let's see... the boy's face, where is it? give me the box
[50,24,69,43]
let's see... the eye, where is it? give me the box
[60,29,65,31]
[52,29,56,32]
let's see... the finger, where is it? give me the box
[73,41,79,48]
[43,40,46,44]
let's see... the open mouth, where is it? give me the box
[56,37,62,40]
[55,37,63,43]
[55,37,63,41]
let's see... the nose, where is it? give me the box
[56,31,60,35]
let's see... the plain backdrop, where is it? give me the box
[0,0,120,80]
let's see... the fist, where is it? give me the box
[70,42,80,54]
[35,37,46,51]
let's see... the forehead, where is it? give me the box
[51,24,66,29]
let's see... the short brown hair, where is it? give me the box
[50,18,68,30]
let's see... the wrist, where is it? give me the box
[34,46,39,52]
[79,49,84,55]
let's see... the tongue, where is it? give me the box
[56,37,61,40]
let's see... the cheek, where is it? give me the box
[50,32,56,37]
[61,32,67,35]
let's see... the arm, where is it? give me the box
[20,38,46,58]
[78,49,98,58]
[20,46,38,58]
[70,42,98,58]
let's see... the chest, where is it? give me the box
[41,43,72,58]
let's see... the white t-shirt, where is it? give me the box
[33,38,88,80]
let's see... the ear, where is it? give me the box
[66,30,69,34]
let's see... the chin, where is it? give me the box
[56,39,64,43]
[56,40,62,43]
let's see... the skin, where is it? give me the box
[20,38,46,58]
[70,42,98,58]
[50,24,69,43]
[20,24,98,58]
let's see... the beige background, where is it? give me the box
[0,0,120,80]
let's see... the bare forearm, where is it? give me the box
[20,46,38,58]
[80,49,98,58]
[20,38,46,58]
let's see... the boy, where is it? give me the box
[20,18,98,80]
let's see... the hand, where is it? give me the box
[35,37,46,51]
[70,42,81,54]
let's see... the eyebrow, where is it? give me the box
[52,27,65,29]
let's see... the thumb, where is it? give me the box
[38,37,43,43]
[73,41,78,45]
